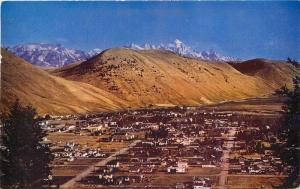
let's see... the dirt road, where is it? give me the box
[60,140,140,189]
[218,127,236,189]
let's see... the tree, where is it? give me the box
[1,100,53,188]
[146,126,168,139]
[277,76,300,188]
[274,84,290,96]
[255,141,264,154]
[286,57,300,68]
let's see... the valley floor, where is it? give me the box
[42,97,288,189]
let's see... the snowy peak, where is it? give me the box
[166,39,193,56]
[174,39,183,45]
[7,40,239,68]
[126,39,239,62]
[87,48,102,57]
[8,44,102,67]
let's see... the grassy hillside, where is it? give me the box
[3,47,298,115]
[50,48,300,107]
[1,49,128,115]
[230,58,297,88]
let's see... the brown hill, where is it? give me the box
[230,58,297,88]
[1,49,128,115]
[49,48,300,108]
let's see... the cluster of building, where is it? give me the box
[229,156,283,174]
[51,141,108,163]
[41,106,286,188]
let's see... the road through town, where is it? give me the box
[218,127,236,189]
[60,140,140,189]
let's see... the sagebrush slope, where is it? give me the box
[50,48,299,107]
[1,49,128,115]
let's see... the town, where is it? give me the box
[41,106,288,188]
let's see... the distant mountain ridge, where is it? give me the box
[7,40,239,67]
[125,39,240,62]
[7,44,102,67]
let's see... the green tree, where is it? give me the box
[286,57,300,68]
[1,101,53,188]
[146,126,168,139]
[275,84,290,96]
[277,76,300,188]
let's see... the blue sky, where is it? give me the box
[2,1,300,60]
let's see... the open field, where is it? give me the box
[52,165,89,176]
[201,96,285,115]
[147,168,221,186]
[48,132,129,150]
[227,175,285,189]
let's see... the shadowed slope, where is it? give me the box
[230,58,298,88]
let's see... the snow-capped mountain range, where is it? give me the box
[126,39,239,62]
[7,44,102,67]
[7,40,239,67]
